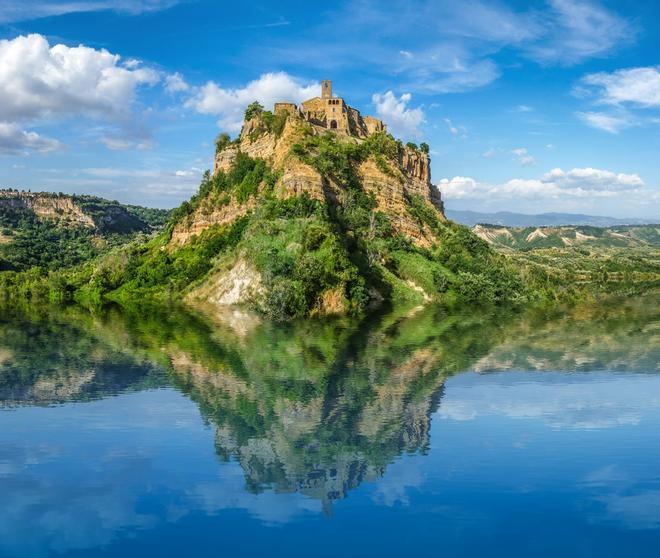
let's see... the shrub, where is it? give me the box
[245,101,264,121]
[215,133,232,153]
[263,278,307,321]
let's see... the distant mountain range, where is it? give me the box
[446,209,656,228]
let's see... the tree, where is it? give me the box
[215,133,231,153]
[406,141,418,151]
[419,142,430,154]
[245,101,264,121]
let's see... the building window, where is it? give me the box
[330,120,337,129]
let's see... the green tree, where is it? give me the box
[245,101,264,121]
[215,133,231,154]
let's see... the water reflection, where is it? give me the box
[1,298,658,502]
[0,297,658,556]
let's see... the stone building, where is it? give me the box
[274,80,386,138]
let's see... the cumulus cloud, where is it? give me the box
[438,166,646,202]
[185,72,319,133]
[0,34,159,122]
[372,91,424,139]
[0,34,160,153]
[575,66,660,133]
[511,147,535,166]
[0,123,61,155]
[581,66,660,107]
[165,72,189,94]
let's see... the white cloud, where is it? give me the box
[526,0,633,65]
[372,91,424,139]
[482,148,498,158]
[0,122,61,155]
[0,34,161,154]
[575,66,660,133]
[439,166,646,202]
[442,117,467,138]
[260,0,632,101]
[576,111,633,134]
[514,104,534,112]
[439,371,660,430]
[0,34,159,122]
[405,53,501,94]
[581,66,660,108]
[185,72,319,133]
[545,167,644,190]
[439,176,481,200]
[99,136,154,151]
[0,0,181,23]
[165,72,189,94]
[511,147,536,166]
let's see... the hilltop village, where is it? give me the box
[275,80,387,137]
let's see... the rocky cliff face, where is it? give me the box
[170,111,444,248]
[0,190,95,228]
[0,190,157,234]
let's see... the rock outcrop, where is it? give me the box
[0,190,159,234]
[0,190,95,228]
[171,107,444,249]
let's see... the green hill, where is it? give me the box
[472,223,660,251]
[0,97,657,319]
[0,190,170,272]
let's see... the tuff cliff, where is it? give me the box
[37,86,524,320]
[170,107,444,247]
[0,190,95,228]
[156,93,524,320]
[0,190,170,272]
[0,190,162,234]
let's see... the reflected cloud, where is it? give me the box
[0,295,657,554]
[439,372,660,429]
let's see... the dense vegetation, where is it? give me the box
[472,223,660,297]
[0,192,169,273]
[0,114,656,321]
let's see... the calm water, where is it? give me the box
[0,298,659,557]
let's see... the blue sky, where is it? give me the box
[0,0,658,217]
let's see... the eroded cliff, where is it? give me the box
[170,110,444,247]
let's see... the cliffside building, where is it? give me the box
[274,80,386,138]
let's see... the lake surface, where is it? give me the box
[1,298,659,557]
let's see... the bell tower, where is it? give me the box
[321,80,332,99]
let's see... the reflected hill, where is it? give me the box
[0,295,657,506]
[0,308,166,407]
[94,304,506,508]
[474,296,659,373]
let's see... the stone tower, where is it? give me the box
[321,80,332,99]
